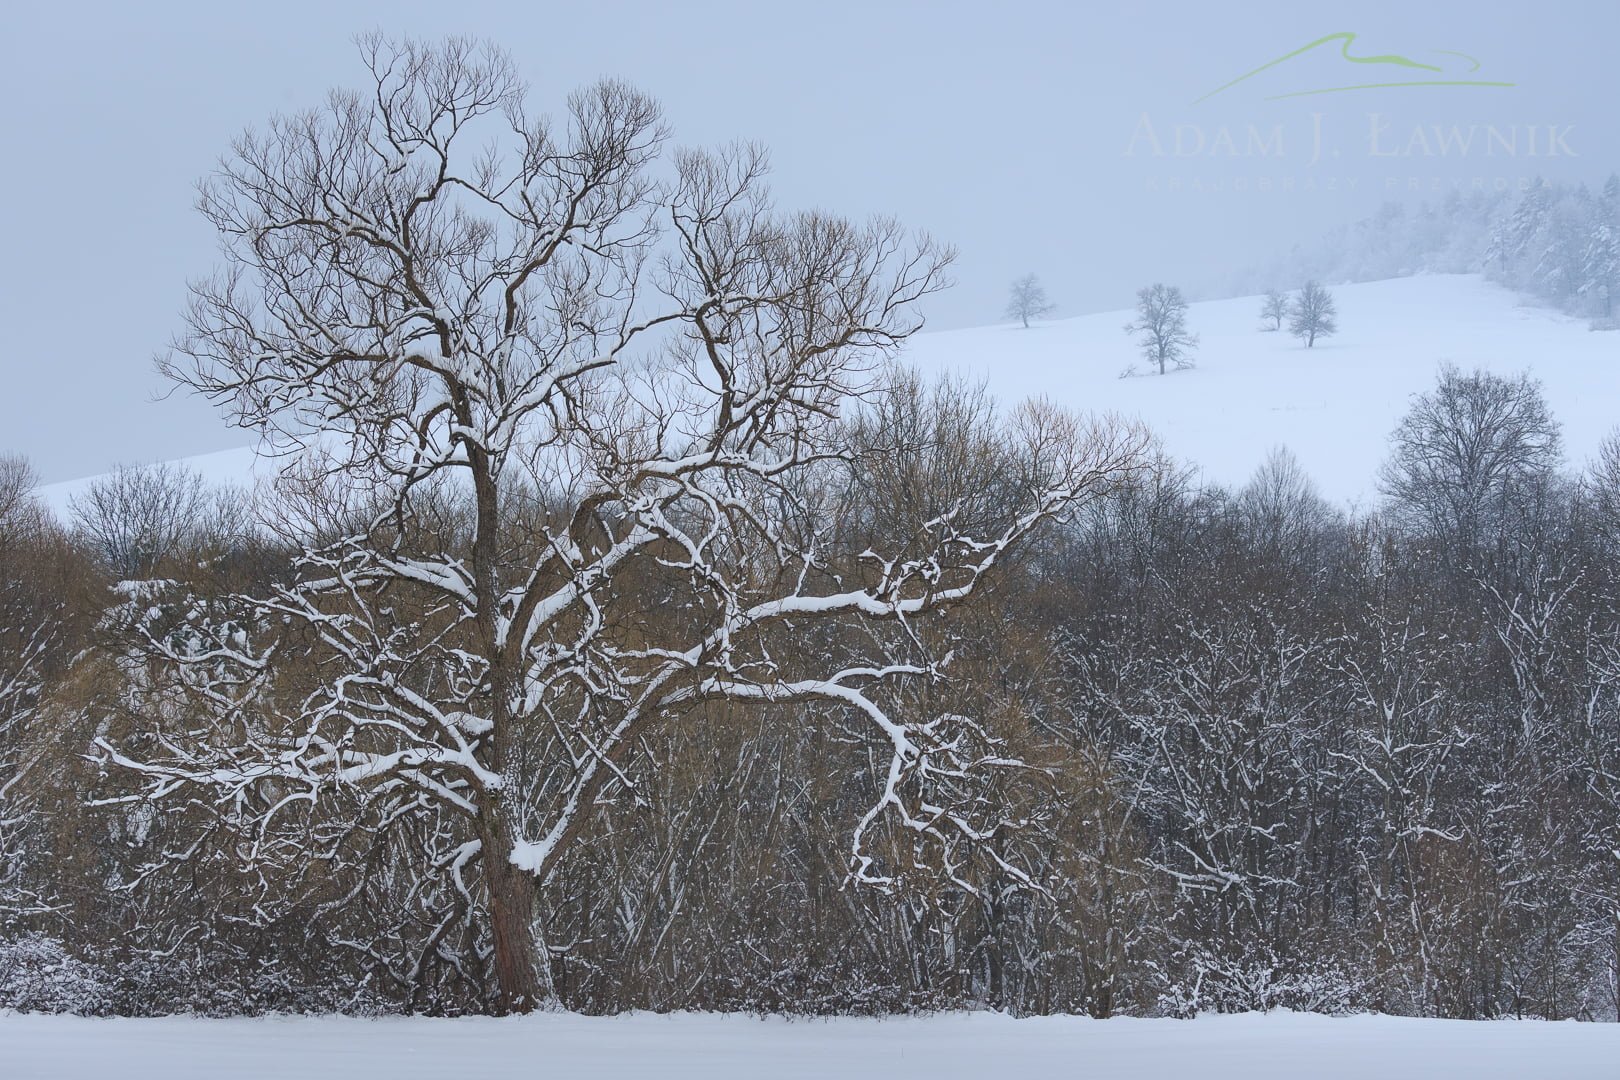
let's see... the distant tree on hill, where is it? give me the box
[1260,289,1287,331]
[1124,283,1197,375]
[1288,281,1337,347]
[1005,274,1055,328]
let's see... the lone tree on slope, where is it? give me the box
[1005,273,1055,328]
[1288,280,1337,347]
[1260,288,1287,331]
[1124,283,1197,375]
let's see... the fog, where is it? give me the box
[3,0,1615,482]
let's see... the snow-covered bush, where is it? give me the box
[1157,948,1362,1017]
[0,933,112,1014]
[104,949,386,1018]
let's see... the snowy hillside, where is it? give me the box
[6,1010,1620,1080]
[902,275,1617,505]
[36,445,266,520]
[35,275,1617,514]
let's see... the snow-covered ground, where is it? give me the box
[35,275,1618,515]
[3,1010,1618,1079]
[903,275,1618,506]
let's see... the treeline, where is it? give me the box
[3,365,1618,1021]
[1231,175,1620,324]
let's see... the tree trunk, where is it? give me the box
[482,811,554,1013]
[465,432,556,1014]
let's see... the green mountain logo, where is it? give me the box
[1196,32,1515,104]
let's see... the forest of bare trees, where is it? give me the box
[4,357,1620,1020]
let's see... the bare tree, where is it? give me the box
[68,462,214,579]
[1378,365,1562,548]
[1005,273,1055,328]
[0,457,40,536]
[1288,281,1337,347]
[1124,284,1197,375]
[1237,447,1339,573]
[96,36,1146,1014]
[1259,289,1287,332]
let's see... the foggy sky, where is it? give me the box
[4,0,1616,482]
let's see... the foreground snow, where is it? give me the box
[904,275,1618,504]
[4,1010,1618,1079]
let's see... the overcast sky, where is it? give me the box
[3,0,1616,482]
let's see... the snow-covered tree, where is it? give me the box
[1486,178,1552,276]
[93,36,1146,1014]
[1530,187,1593,304]
[1287,281,1337,348]
[1004,273,1055,328]
[1124,284,1197,375]
[1579,176,1620,318]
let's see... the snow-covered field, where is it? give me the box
[3,1010,1618,1079]
[903,275,1618,505]
[35,274,1618,515]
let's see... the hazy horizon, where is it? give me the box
[4,0,1616,482]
